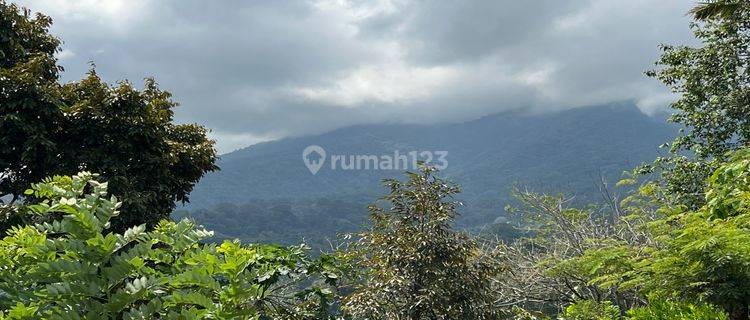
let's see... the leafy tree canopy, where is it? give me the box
[690,0,749,21]
[0,2,218,232]
[341,165,504,320]
[553,149,750,320]
[634,149,750,320]
[644,2,750,207]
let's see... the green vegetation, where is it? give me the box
[559,300,622,320]
[498,149,750,319]
[173,196,368,249]
[340,166,502,319]
[633,150,750,319]
[0,2,218,233]
[690,0,748,21]
[0,173,338,319]
[643,0,750,208]
[1,0,749,319]
[627,298,728,320]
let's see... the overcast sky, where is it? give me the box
[16,0,697,153]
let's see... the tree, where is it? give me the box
[497,2,750,318]
[495,188,648,315]
[55,70,218,231]
[0,172,339,319]
[495,153,750,319]
[633,149,750,320]
[644,1,750,207]
[0,2,63,209]
[562,149,750,320]
[690,0,748,21]
[341,165,503,320]
[0,2,218,232]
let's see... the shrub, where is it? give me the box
[559,300,622,320]
[0,172,338,319]
[627,298,727,320]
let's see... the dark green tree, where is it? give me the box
[0,2,218,232]
[341,165,503,320]
[0,2,63,208]
[56,71,218,231]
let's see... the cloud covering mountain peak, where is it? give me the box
[19,0,694,152]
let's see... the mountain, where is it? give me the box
[177,102,675,246]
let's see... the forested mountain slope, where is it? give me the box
[180,102,675,245]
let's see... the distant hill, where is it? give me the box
[177,102,675,246]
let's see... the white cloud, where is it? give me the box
[637,92,679,115]
[291,63,459,107]
[18,0,154,33]
[209,131,280,155]
[55,49,76,60]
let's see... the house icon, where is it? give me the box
[302,145,326,174]
[306,150,323,165]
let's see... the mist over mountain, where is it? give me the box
[179,102,675,245]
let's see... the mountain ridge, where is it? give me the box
[180,102,675,245]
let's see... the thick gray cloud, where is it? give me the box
[15,0,696,152]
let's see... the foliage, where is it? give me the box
[0,173,339,319]
[705,148,750,218]
[497,151,750,319]
[633,180,750,319]
[643,2,750,207]
[581,149,750,320]
[605,11,750,319]
[173,196,369,250]
[495,188,647,313]
[55,71,218,232]
[690,0,748,21]
[0,2,62,209]
[558,300,622,320]
[627,297,727,320]
[341,165,504,320]
[0,2,218,233]
[650,3,750,160]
